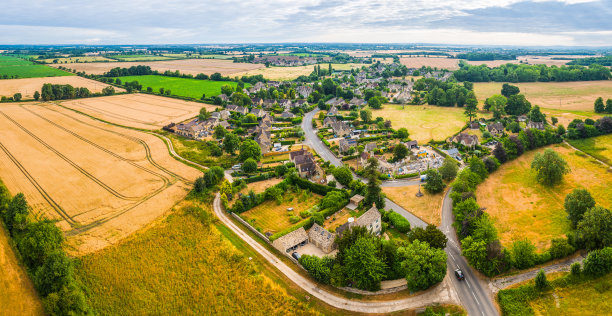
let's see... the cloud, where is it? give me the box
[0,0,609,46]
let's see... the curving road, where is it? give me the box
[302,109,499,315]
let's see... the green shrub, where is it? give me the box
[549,238,575,259]
[299,210,311,219]
[388,211,411,233]
[289,216,301,224]
[570,262,581,276]
[535,269,549,290]
[583,247,612,277]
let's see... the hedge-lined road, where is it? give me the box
[302,109,499,315]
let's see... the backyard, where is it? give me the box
[476,144,612,251]
[240,190,322,236]
[382,186,444,226]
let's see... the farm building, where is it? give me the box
[347,194,364,210]
[272,227,309,254]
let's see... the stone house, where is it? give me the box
[308,224,336,254]
[272,227,309,254]
[487,122,505,137]
[527,121,545,130]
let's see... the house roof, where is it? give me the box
[487,122,504,132]
[355,206,381,228]
[272,227,308,251]
[350,194,364,204]
[308,223,336,249]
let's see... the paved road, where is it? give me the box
[211,193,459,313]
[303,109,498,315]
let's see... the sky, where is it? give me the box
[0,0,610,46]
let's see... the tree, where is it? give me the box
[511,239,537,269]
[299,255,333,284]
[492,143,507,163]
[388,211,411,233]
[364,158,384,208]
[368,96,382,109]
[332,167,353,186]
[344,237,386,291]
[531,149,569,186]
[198,107,211,121]
[213,125,226,139]
[439,158,458,181]
[242,158,257,173]
[34,251,73,296]
[220,84,234,96]
[102,86,115,96]
[501,83,520,97]
[424,169,445,194]
[472,215,498,243]
[33,91,40,101]
[393,144,408,161]
[464,91,478,123]
[359,109,372,123]
[16,220,64,268]
[551,116,558,125]
[594,97,605,113]
[397,128,409,139]
[4,193,29,233]
[239,139,261,162]
[409,224,447,249]
[505,94,531,116]
[528,105,545,122]
[222,133,240,154]
[564,188,596,227]
[606,99,612,114]
[468,157,488,180]
[398,240,447,292]
[549,238,575,259]
[320,191,347,211]
[13,93,22,101]
[576,206,612,250]
[535,269,549,290]
[483,156,500,173]
[486,94,507,119]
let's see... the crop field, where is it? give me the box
[0,225,44,315]
[41,56,116,64]
[235,63,365,81]
[240,191,321,235]
[517,55,572,66]
[474,81,612,112]
[115,75,245,99]
[110,55,174,62]
[0,76,122,100]
[76,201,318,315]
[0,103,200,254]
[0,55,73,78]
[568,134,612,165]
[51,58,264,76]
[399,57,460,70]
[60,93,214,130]
[464,60,519,67]
[371,104,488,142]
[382,186,444,226]
[476,144,612,250]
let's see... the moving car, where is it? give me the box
[455,268,465,281]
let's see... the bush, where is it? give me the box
[242,158,258,173]
[423,169,445,194]
[549,238,575,259]
[511,239,537,269]
[299,255,334,284]
[388,211,411,233]
[289,216,301,224]
[583,247,612,277]
[299,210,311,218]
[570,262,581,276]
[534,269,549,290]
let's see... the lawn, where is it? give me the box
[370,104,489,143]
[567,134,612,165]
[474,81,612,112]
[476,144,612,251]
[382,186,444,226]
[240,190,322,235]
[499,271,612,315]
[236,63,364,81]
[0,55,73,78]
[75,200,319,315]
[116,75,246,99]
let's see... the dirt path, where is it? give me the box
[489,255,585,293]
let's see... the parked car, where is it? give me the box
[420,175,428,182]
[455,269,465,281]
[292,252,301,261]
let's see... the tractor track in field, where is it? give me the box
[21,105,174,187]
[0,141,77,226]
[0,109,143,201]
[44,104,192,184]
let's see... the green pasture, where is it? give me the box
[115,75,248,99]
[0,55,73,78]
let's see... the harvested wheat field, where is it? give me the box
[382,186,444,226]
[0,226,44,316]
[0,76,123,100]
[60,93,214,130]
[51,58,264,76]
[476,144,612,251]
[236,63,364,81]
[400,57,460,70]
[474,81,612,112]
[0,103,200,255]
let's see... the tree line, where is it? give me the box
[40,83,114,101]
[414,78,476,107]
[0,181,90,315]
[454,63,611,82]
[456,52,517,61]
[101,65,266,85]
